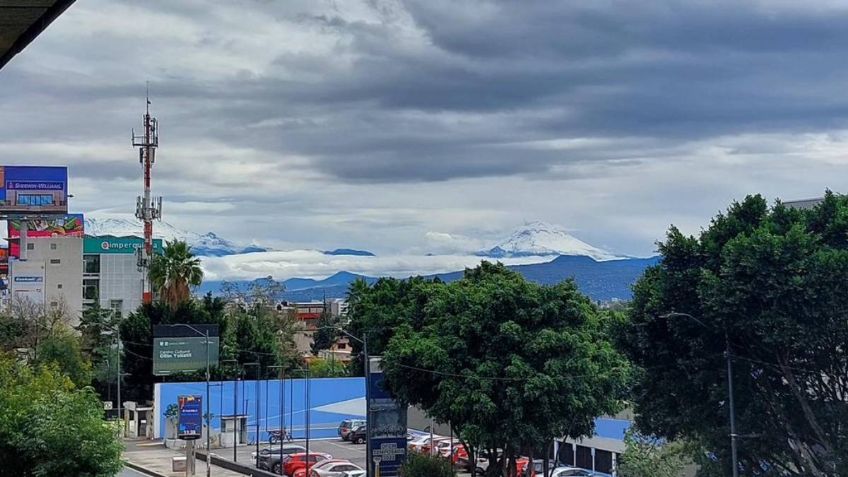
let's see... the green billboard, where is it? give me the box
[152,325,219,376]
[84,235,164,255]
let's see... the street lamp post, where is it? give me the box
[100,329,123,437]
[221,359,239,464]
[165,324,214,477]
[269,365,286,475]
[243,362,261,469]
[661,312,739,477]
[314,326,370,476]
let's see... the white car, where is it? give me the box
[308,459,365,477]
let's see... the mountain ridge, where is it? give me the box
[84,217,268,257]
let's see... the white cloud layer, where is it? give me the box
[200,250,544,281]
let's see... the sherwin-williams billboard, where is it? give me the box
[84,236,164,255]
[0,166,68,214]
[8,214,83,238]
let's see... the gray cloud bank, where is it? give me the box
[2,0,848,256]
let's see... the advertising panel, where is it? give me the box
[8,214,84,257]
[153,325,219,376]
[0,166,68,214]
[177,395,203,440]
[8,214,83,238]
[9,261,46,304]
[84,236,164,255]
[368,357,407,477]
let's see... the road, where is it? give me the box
[120,467,148,477]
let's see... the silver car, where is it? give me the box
[308,459,365,477]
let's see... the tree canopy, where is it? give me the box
[353,262,630,477]
[149,240,203,308]
[0,355,123,476]
[621,191,848,476]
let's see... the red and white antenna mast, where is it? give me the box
[132,86,162,305]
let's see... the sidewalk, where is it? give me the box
[123,440,245,477]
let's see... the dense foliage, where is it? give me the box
[617,430,689,477]
[400,452,455,477]
[350,263,630,477]
[0,356,123,476]
[149,240,203,308]
[621,192,848,476]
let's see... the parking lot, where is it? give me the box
[220,435,472,476]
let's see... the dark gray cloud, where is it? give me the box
[2,0,848,258]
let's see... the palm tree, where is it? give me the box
[149,240,203,308]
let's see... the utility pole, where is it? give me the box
[132,87,162,305]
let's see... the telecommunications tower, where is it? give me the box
[132,92,162,305]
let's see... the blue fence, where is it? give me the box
[154,377,366,441]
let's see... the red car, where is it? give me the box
[282,452,332,476]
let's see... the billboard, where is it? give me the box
[368,358,407,477]
[153,324,219,376]
[9,260,46,304]
[0,166,68,214]
[84,236,164,255]
[8,214,83,238]
[177,395,203,440]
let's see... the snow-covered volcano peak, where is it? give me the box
[83,216,268,257]
[479,221,620,261]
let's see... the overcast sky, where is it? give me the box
[3,0,848,258]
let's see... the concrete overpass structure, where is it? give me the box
[1,0,75,70]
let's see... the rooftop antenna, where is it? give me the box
[132,84,162,305]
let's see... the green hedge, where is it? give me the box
[400,453,455,477]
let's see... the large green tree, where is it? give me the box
[0,356,123,476]
[377,263,630,477]
[621,192,848,476]
[149,240,203,308]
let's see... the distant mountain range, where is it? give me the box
[197,255,659,303]
[85,217,268,257]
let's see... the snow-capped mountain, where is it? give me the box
[478,221,621,261]
[84,217,267,257]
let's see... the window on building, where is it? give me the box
[49,259,61,265]
[109,300,123,318]
[83,255,100,274]
[57,284,62,289]
[50,243,57,250]
[594,450,613,474]
[50,301,58,308]
[26,243,34,251]
[17,194,54,206]
[83,279,99,301]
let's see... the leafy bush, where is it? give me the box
[0,356,123,476]
[400,453,455,477]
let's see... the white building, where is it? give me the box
[9,236,84,323]
[83,235,163,318]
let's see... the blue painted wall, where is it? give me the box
[155,377,366,441]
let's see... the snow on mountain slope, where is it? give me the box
[84,217,267,257]
[478,221,621,261]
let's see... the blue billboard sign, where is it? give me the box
[177,395,203,440]
[0,166,68,214]
[368,358,407,477]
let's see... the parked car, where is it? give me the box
[283,452,333,476]
[551,467,612,477]
[528,459,559,476]
[309,459,365,477]
[421,437,452,455]
[407,435,431,452]
[348,425,367,444]
[409,435,447,454]
[256,444,307,472]
[337,419,366,441]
